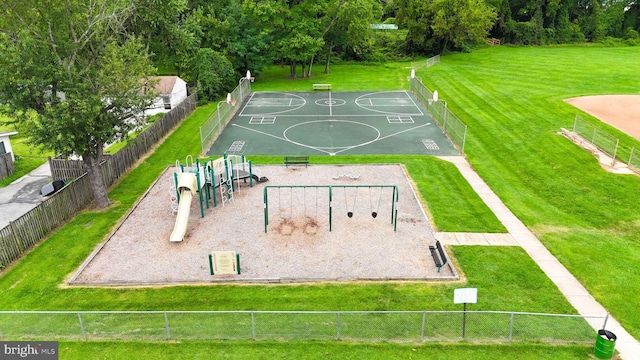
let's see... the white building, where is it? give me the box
[146,76,188,116]
[0,131,18,162]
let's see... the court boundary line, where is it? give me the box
[242,91,424,117]
[230,122,431,155]
[353,91,425,116]
[240,92,307,116]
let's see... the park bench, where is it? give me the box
[313,84,331,91]
[429,240,448,273]
[284,156,309,168]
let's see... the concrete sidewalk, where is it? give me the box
[439,156,640,359]
[0,162,51,228]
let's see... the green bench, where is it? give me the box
[429,241,448,273]
[284,156,309,168]
[313,84,331,91]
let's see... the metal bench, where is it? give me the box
[312,84,331,91]
[284,156,309,168]
[429,240,448,273]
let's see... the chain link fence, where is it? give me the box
[572,115,620,166]
[410,77,467,153]
[199,79,252,155]
[572,115,640,174]
[0,310,603,343]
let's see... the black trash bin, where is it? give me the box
[594,329,616,359]
[41,180,66,196]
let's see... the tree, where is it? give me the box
[194,48,235,102]
[322,0,383,72]
[0,0,157,209]
[396,0,438,53]
[430,0,497,50]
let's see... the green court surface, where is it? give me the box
[206,91,459,156]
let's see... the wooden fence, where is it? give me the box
[487,38,501,46]
[0,173,94,269]
[50,93,198,186]
[0,152,15,181]
[0,93,197,270]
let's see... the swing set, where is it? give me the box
[263,185,399,233]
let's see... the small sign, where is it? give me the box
[454,288,478,304]
[211,251,238,275]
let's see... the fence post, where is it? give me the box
[77,313,86,340]
[164,312,171,340]
[336,312,341,340]
[251,312,256,340]
[420,312,426,341]
[611,139,619,166]
[509,312,514,342]
[461,127,467,153]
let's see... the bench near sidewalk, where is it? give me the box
[284,156,309,168]
[429,240,448,273]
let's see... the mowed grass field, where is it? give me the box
[1,46,639,358]
[421,45,640,338]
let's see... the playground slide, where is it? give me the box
[170,173,198,242]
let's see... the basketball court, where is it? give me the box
[206,91,459,156]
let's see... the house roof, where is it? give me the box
[0,131,18,137]
[154,76,178,95]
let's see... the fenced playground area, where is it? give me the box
[70,163,457,285]
[205,90,459,156]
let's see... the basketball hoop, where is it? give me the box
[225,93,236,105]
[245,70,255,82]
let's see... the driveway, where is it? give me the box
[0,162,51,228]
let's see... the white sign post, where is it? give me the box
[454,288,478,338]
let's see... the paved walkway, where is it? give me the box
[0,162,51,228]
[439,156,640,359]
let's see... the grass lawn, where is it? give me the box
[421,45,640,338]
[57,341,591,359]
[3,47,639,358]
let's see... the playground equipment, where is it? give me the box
[263,185,398,233]
[205,153,266,207]
[169,154,265,242]
[170,156,211,242]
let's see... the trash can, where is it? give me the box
[41,179,66,196]
[594,329,616,359]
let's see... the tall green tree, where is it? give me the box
[397,0,438,53]
[431,0,497,50]
[322,0,383,72]
[0,0,157,208]
[193,48,235,102]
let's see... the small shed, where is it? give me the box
[0,131,18,162]
[147,76,188,115]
